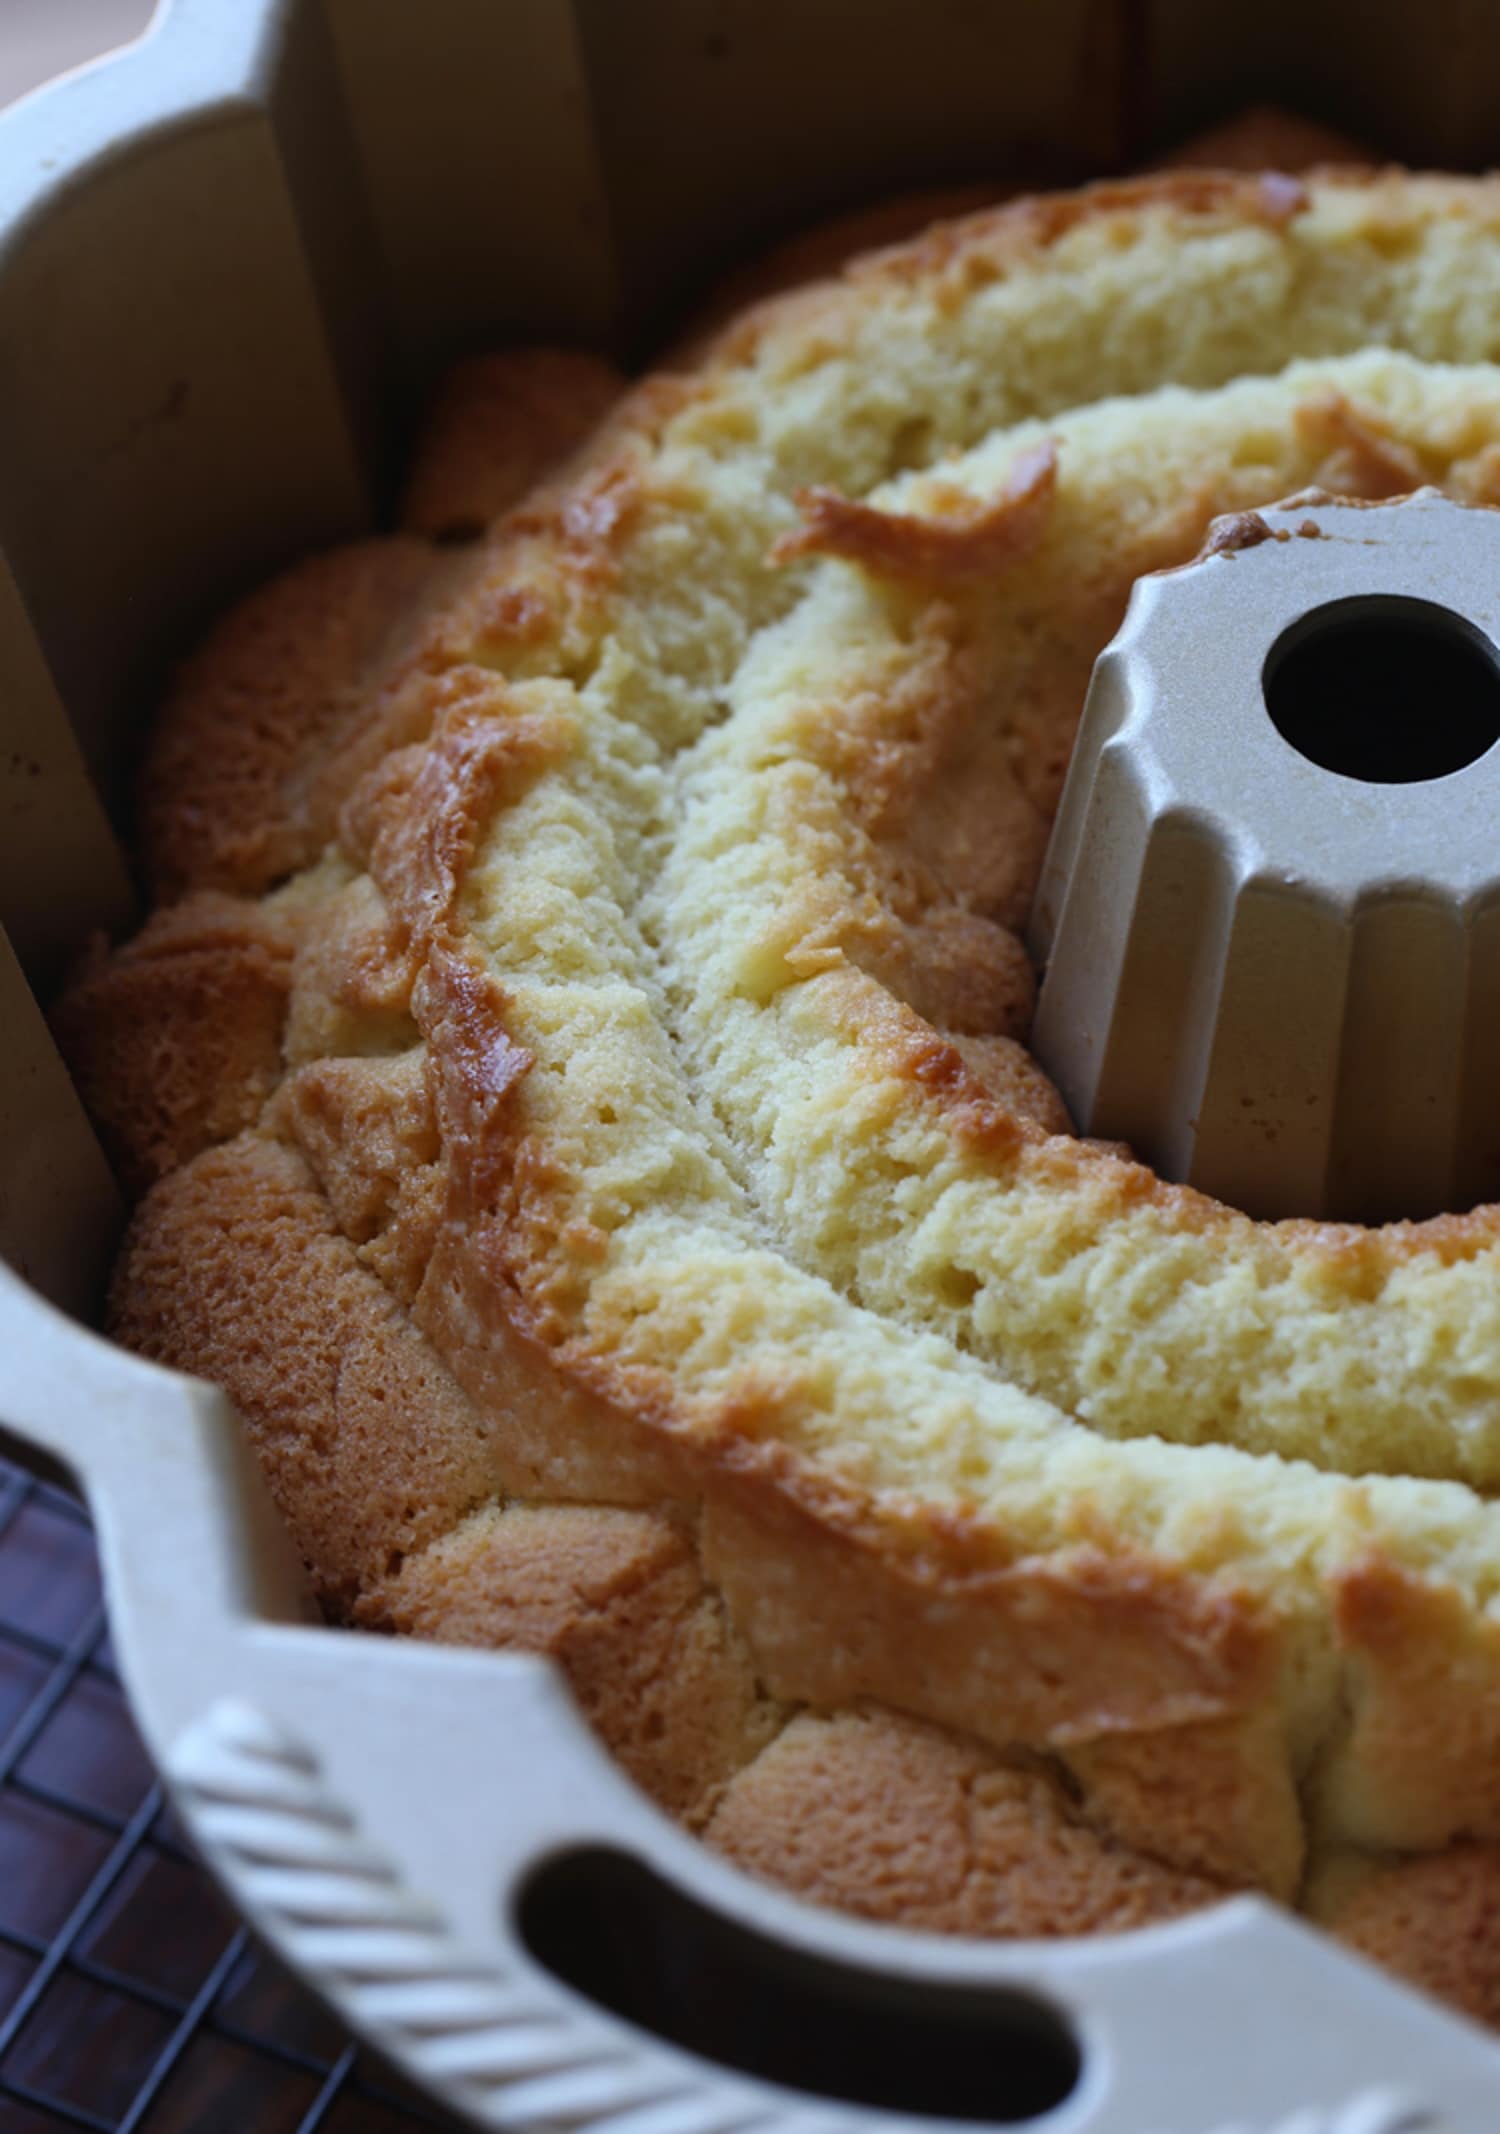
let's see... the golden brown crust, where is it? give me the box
[52,894,294,1195]
[342,668,577,955]
[697,1453,1278,1752]
[1308,1843,1500,2029]
[1323,1560,1500,1852]
[108,1134,496,1606]
[1061,1712,1305,1900]
[1296,391,1432,497]
[706,1706,1221,1934]
[829,170,1310,318]
[771,441,1058,581]
[139,540,446,903]
[272,1050,444,1307]
[400,349,627,539]
[361,1502,782,1826]
[839,904,1038,1041]
[944,1034,1072,1134]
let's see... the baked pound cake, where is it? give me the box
[56,154,1500,2027]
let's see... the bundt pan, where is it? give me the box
[3,0,1500,2126]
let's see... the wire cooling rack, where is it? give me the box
[0,1453,465,2133]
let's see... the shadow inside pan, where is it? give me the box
[518,1846,1081,2123]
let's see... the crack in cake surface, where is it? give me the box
[451,349,1500,1509]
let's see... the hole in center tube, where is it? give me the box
[517,1846,1082,2122]
[1263,594,1500,783]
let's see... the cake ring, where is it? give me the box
[55,167,1500,2029]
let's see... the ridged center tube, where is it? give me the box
[1028,491,1500,1223]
